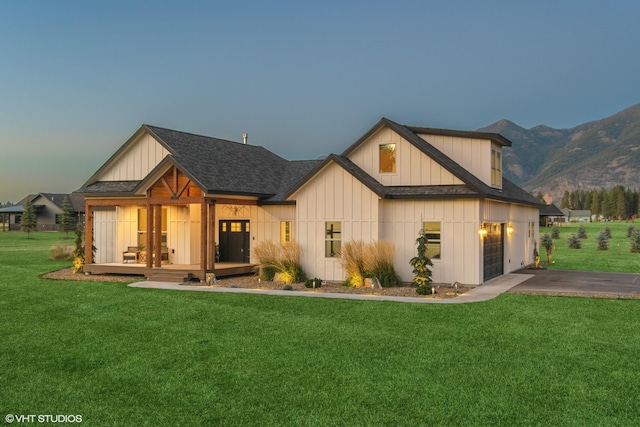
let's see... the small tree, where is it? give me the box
[567,233,581,249]
[409,229,433,295]
[72,222,85,273]
[630,228,640,253]
[626,224,635,238]
[578,224,587,239]
[596,230,610,251]
[20,200,37,237]
[540,233,554,264]
[58,196,75,237]
[551,225,560,239]
[602,226,612,239]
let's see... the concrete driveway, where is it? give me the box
[510,269,640,297]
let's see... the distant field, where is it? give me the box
[540,221,640,273]
[2,231,640,425]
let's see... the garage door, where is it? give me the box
[483,223,504,282]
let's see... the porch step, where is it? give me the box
[146,270,200,283]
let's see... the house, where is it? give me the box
[562,209,591,222]
[0,193,84,231]
[75,118,541,285]
[540,203,565,227]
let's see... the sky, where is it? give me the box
[1,0,639,203]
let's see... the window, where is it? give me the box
[281,221,292,244]
[325,221,341,257]
[491,148,502,187]
[379,143,396,173]
[230,222,242,232]
[423,222,441,259]
[138,208,167,247]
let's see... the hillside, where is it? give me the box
[478,104,640,201]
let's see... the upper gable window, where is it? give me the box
[379,144,396,173]
[491,148,502,188]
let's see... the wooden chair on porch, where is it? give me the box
[122,246,140,264]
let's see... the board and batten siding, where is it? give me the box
[94,208,117,263]
[295,162,380,281]
[347,127,463,186]
[381,199,481,285]
[419,133,494,188]
[99,133,171,181]
[481,200,539,274]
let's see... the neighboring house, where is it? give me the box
[562,209,591,222]
[75,118,541,285]
[540,203,565,227]
[0,193,84,231]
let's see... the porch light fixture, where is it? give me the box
[479,225,488,237]
[507,223,514,235]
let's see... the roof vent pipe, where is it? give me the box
[242,132,248,144]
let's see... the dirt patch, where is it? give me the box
[42,267,471,299]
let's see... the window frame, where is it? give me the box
[280,221,292,244]
[379,143,397,174]
[423,221,441,260]
[491,147,502,188]
[324,221,342,258]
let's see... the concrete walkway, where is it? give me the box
[129,273,533,304]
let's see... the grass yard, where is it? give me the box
[1,231,640,425]
[541,221,640,272]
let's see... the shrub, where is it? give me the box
[596,231,610,251]
[363,241,402,287]
[567,234,581,249]
[282,284,293,291]
[409,229,433,295]
[337,240,367,287]
[626,224,635,238]
[578,224,587,239]
[304,278,322,289]
[259,266,276,282]
[338,240,402,288]
[630,228,640,253]
[551,225,560,239]
[50,245,74,261]
[253,240,307,284]
[602,226,612,239]
[540,233,554,263]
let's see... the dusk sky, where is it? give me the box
[1,1,639,203]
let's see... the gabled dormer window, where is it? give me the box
[379,144,396,173]
[491,147,502,188]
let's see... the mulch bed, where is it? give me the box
[42,267,471,299]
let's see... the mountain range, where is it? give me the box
[478,103,640,202]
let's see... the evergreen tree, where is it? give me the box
[20,200,37,237]
[410,229,434,295]
[58,196,75,237]
[560,190,571,209]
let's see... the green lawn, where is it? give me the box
[542,221,640,272]
[1,231,640,425]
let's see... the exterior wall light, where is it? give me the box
[507,223,514,234]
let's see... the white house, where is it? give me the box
[75,118,540,285]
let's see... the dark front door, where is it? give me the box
[219,220,250,263]
[483,223,504,282]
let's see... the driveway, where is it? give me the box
[510,269,640,297]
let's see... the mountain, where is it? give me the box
[478,104,640,201]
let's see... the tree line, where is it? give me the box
[538,185,640,220]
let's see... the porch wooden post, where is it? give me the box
[84,202,93,266]
[200,200,207,272]
[146,203,153,268]
[154,204,162,268]
[208,200,216,271]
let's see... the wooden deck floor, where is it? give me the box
[84,262,256,281]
